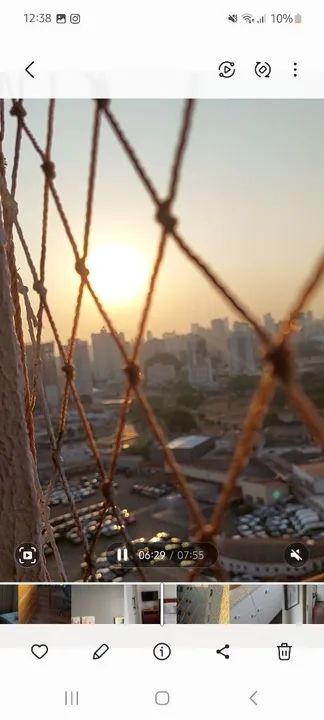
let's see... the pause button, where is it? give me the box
[64,690,79,706]
[117,548,129,562]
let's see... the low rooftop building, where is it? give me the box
[240,476,289,506]
[152,434,215,463]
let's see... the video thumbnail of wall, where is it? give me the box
[1,583,324,625]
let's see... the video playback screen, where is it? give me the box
[1,99,324,583]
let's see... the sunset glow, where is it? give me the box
[88,242,148,306]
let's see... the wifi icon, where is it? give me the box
[242,13,254,23]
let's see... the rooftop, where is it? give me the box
[167,435,211,450]
[240,475,287,487]
[299,462,324,478]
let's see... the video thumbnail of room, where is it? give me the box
[0,583,322,625]
[18,585,71,624]
[0,586,18,624]
[175,583,324,624]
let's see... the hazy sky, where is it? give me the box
[3,99,324,345]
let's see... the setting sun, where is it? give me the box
[87,242,148,306]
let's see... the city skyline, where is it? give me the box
[27,308,324,404]
[4,99,324,344]
[29,307,324,352]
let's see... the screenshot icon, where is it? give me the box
[15,544,40,567]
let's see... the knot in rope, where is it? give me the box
[10,101,27,119]
[194,523,215,543]
[0,154,7,175]
[75,257,90,280]
[155,200,178,233]
[2,190,18,222]
[33,279,47,301]
[17,277,28,295]
[123,361,142,388]
[51,448,62,469]
[41,159,56,180]
[96,99,110,110]
[102,481,112,502]
[264,339,295,385]
[61,362,75,382]
[33,357,42,371]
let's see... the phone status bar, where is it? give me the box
[227,12,303,24]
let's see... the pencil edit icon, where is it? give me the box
[93,643,109,660]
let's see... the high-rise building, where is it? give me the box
[162,332,188,359]
[263,313,277,334]
[141,336,166,364]
[73,339,93,399]
[229,322,258,375]
[191,322,205,335]
[210,318,230,358]
[146,360,177,387]
[91,327,122,383]
[187,335,215,389]
[26,341,60,407]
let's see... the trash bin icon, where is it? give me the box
[277,643,292,661]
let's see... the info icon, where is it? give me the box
[15,543,40,567]
[153,643,171,661]
[284,542,309,568]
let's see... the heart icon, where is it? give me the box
[31,644,49,659]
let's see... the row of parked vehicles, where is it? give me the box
[44,501,136,554]
[235,499,324,540]
[49,475,101,506]
[131,482,173,499]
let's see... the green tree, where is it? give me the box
[227,375,258,393]
[163,408,197,433]
[176,389,203,409]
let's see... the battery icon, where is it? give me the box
[294,13,302,23]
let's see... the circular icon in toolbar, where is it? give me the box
[284,542,309,568]
[255,61,272,78]
[153,643,171,660]
[218,61,236,78]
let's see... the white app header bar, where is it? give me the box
[0,0,324,97]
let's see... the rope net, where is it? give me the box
[1,98,324,583]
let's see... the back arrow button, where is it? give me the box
[25,61,35,78]
[249,691,258,706]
